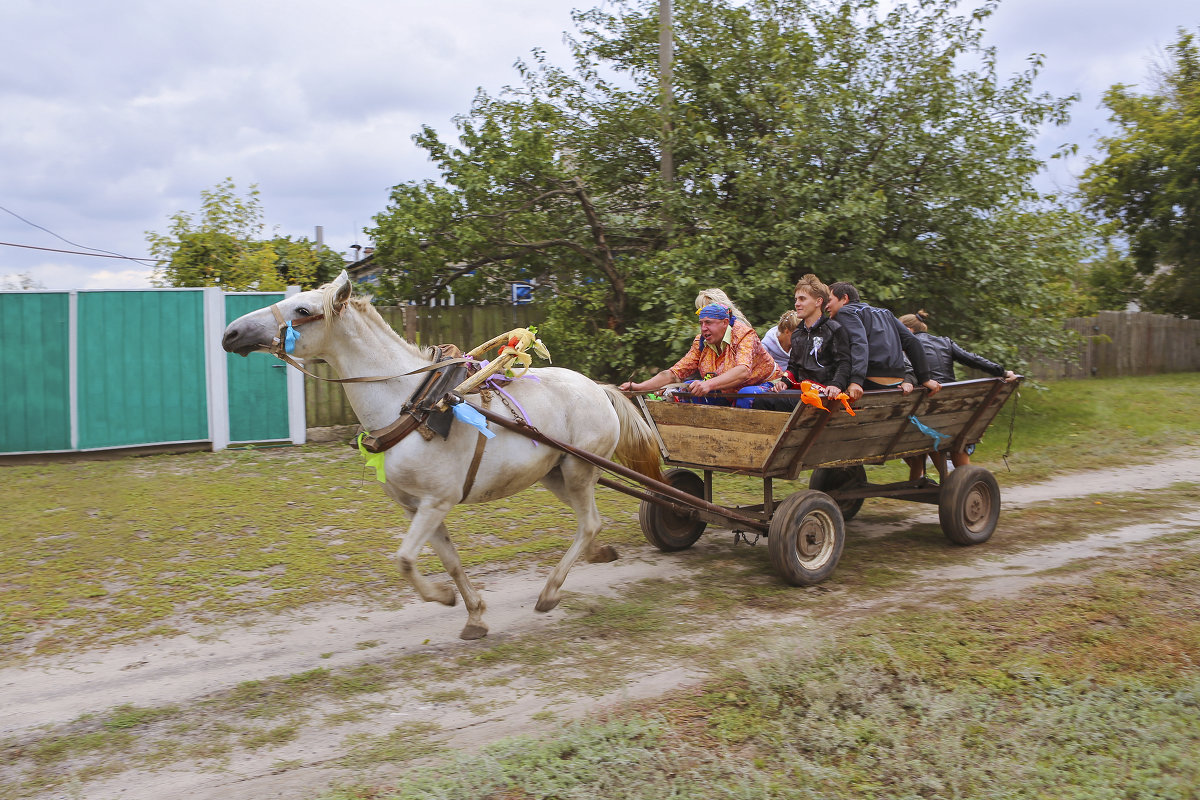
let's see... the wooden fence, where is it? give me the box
[1026,311,1200,380]
[306,304,542,428]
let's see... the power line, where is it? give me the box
[0,202,156,264]
[0,240,159,264]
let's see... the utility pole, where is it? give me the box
[659,0,674,235]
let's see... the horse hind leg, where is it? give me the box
[535,461,608,612]
[427,525,489,640]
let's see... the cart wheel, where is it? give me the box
[938,465,1000,546]
[768,490,845,586]
[808,465,867,521]
[639,468,708,551]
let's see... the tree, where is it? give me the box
[147,178,342,290]
[1079,28,1200,317]
[0,272,45,290]
[370,0,1086,379]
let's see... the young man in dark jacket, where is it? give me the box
[826,282,940,402]
[750,274,851,412]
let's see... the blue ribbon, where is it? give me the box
[284,321,300,354]
[452,402,496,439]
[909,415,949,449]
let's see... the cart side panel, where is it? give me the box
[644,402,783,474]
[641,379,1018,479]
[765,379,1017,478]
[764,392,918,476]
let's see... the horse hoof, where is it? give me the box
[535,596,560,613]
[435,585,457,606]
[460,623,488,640]
[587,545,619,563]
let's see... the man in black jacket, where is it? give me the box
[750,274,851,412]
[826,282,940,402]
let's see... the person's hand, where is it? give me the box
[1003,370,1018,383]
[688,379,713,396]
[922,379,942,395]
[900,381,915,395]
[846,383,864,401]
[619,381,637,391]
[823,384,842,399]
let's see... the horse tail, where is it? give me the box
[600,384,664,483]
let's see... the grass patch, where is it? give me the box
[339,721,445,768]
[4,374,1198,661]
[322,548,1200,800]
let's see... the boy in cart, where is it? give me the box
[748,274,853,412]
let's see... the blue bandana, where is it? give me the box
[697,303,735,323]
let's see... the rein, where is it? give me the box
[265,301,550,455]
[267,303,471,383]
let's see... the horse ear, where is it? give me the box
[331,270,352,309]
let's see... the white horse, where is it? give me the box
[221,272,662,640]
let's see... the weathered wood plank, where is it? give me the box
[645,378,1017,478]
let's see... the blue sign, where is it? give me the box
[511,282,534,305]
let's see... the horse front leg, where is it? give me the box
[394,503,457,608]
[427,524,489,640]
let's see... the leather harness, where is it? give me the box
[267,303,498,501]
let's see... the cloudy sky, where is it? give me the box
[1,0,1193,291]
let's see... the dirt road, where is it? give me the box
[5,455,1200,800]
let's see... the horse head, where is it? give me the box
[222,270,353,358]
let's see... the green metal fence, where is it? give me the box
[1,288,300,455]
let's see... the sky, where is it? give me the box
[0,0,1194,291]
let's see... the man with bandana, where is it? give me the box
[619,302,781,407]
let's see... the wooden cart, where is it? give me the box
[629,377,1020,585]
[475,377,1017,587]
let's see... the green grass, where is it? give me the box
[320,548,1200,800]
[3,373,1200,799]
[3,373,1198,662]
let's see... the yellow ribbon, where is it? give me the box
[356,432,387,483]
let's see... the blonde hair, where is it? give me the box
[777,310,802,334]
[695,288,751,328]
[899,309,930,333]
[793,273,830,305]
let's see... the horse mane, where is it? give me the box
[319,282,431,362]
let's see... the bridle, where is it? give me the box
[264,301,467,384]
[268,302,325,359]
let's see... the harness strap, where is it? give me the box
[461,427,489,501]
[273,350,474,384]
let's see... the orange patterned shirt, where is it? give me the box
[669,320,782,388]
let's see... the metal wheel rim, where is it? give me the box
[963,483,993,532]
[657,505,699,538]
[795,509,836,569]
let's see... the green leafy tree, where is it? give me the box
[147,178,342,290]
[370,0,1086,379]
[1079,28,1200,317]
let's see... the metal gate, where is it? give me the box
[0,287,304,455]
